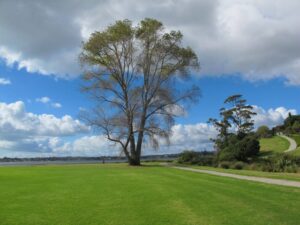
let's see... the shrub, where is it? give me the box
[259,154,300,173]
[219,161,231,169]
[233,161,245,170]
[218,147,237,162]
[217,133,260,162]
[248,163,260,171]
[177,151,199,164]
[177,151,215,166]
[256,126,273,138]
[238,135,260,161]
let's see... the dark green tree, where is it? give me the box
[209,94,259,162]
[292,121,300,133]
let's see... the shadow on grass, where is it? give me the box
[259,151,274,157]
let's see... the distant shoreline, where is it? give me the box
[0,154,179,166]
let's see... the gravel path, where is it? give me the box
[279,134,298,152]
[173,166,300,188]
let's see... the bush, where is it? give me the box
[217,133,260,162]
[219,161,230,169]
[177,151,215,166]
[256,126,273,138]
[177,151,199,164]
[248,163,260,171]
[233,161,245,170]
[260,154,300,173]
[238,135,260,161]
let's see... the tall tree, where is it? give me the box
[209,94,259,160]
[209,94,256,138]
[223,94,256,135]
[80,19,200,165]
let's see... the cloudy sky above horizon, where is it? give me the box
[0,0,300,157]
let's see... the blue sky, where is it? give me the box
[0,0,300,157]
[1,63,299,124]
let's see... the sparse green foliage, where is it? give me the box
[80,18,200,165]
[223,94,256,135]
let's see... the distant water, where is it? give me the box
[0,159,127,166]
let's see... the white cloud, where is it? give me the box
[52,135,117,156]
[0,101,217,156]
[0,100,298,157]
[51,102,62,108]
[0,0,300,84]
[51,123,218,156]
[36,96,50,103]
[36,96,62,108]
[0,78,11,85]
[253,105,298,128]
[0,101,88,153]
[165,104,187,117]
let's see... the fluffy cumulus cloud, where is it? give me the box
[253,106,298,128]
[0,100,298,157]
[158,123,217,153]
[0,101,88,154]
[52,136,118,156]
[0,0,300,84]
[0,100,218,156]
[50,123,218,156]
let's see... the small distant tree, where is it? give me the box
[283,113,300,134]
[292,121,300,133]
[80,18,200,165]
[256,125,272,138]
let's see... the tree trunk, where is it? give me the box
[136,111,146,158]
[128,155,141,166]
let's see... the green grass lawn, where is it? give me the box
[1,164,300,225]
[289,146,300,156]
[260,136,290,154]
[188,165,300,182]
[287,135,300,156]
[291,134,300,146]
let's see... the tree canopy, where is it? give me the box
[80,18,200,165]
[209,94,259,162]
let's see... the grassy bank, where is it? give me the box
[260,136,290,154]
[1,164,300,225]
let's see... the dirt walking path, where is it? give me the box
[279,134,298,152]
[173,166,300,188]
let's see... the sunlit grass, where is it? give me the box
[260,136,290,154]
[1,164,300,225]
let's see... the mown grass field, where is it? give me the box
[289,135,300,156]
[260,136,290,154]
[291,147,300,156]
[1,164,300,225]
[291,135,300,146]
